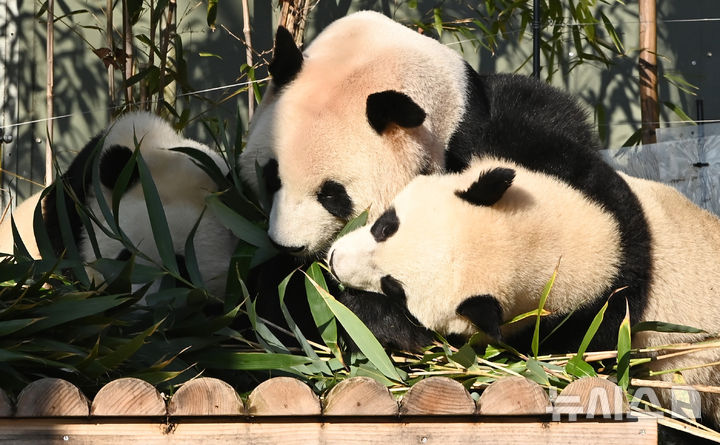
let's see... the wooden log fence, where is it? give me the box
[0,375,658,444]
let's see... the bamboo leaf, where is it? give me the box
[663,102,696,124]
[532,261,559,358]
[206,194,273,249]
[20,294,131,334]
[169,147,231,191]
[197,351,317,371]
[304,272,403,382]
[135,151,179,276]
[566,355,597,378]
[336,209,369,239]
[0,318,45,336]
[616,298,631,391]
[632,321,705,335]
[98,318,165,371]
[525,358,550,386]
[575,298,609,357]
[304,263,342,362]
[277,269,321,359]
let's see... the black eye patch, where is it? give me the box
[317,180,353,220]
[263,159,281,195]
[370,207,399,242]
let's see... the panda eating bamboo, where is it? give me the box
[328,156,720,427]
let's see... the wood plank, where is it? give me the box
[91,378,166,416]
[0,389,12,417]
[0,416,658,444]
[554,377,629,417]
[323,377,398,415]
[168,377,243,416]
[246,377,320,416]
[15,378,89,417]
[477,376,550,415]
[400,377,475,415]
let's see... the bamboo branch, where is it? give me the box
[241,0,254,119]
[45,0,55,186]
[157,0,176,114]
[122,0,134,108]
[106,0,115,117]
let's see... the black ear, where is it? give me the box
[455,167,515,207]
[366,90,426,134]
[456,295,503,340]
[99,144,139,192]
[268,26,304,89]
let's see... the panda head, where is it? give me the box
[82,112,235,295]
[327,158,623,340]
[239,12,469,257]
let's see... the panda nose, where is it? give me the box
[269,238,307,256]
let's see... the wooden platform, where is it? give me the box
[0,376,658,444]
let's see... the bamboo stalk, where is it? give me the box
[122,0,134,108]
[106,0,115,116]
[638,0,658,144]
[45,0,54,186]
[241,0,254,119]
[157,0,176,114]
[631,378,720,395]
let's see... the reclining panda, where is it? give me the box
[239,11,649,351]
[328,157,720,427]
[0,112,234,295]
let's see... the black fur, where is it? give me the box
[366,90,426,134]
[269,27,304,91]
[263,159,281,195]
[317,180,353,220]
[443,67,652,353]
[380,275,405,302]
[456,295,503,340]
[370,207,399,242]
[42,134,103,256]
[455,168,515,207]
[336,288,434,352]
[99,144,139,190]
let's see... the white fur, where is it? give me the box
[239,11,469,254]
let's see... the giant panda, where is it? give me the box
[0,112,235,295]
[238,11,651,352]
[328,156,720,426]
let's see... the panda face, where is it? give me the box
[239,11,472,256]
[328,158,623,338]
[81,112,235,295]
[246,79,434,257]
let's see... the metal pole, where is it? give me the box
[532,0,541,78]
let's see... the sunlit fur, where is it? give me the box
[0,112,234,295]
[329,157,720,425]
[239,11,467,254]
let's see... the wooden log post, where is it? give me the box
[15,378,89,417]
[246,377,321,415]
[400,377,475,415]
[553,377,629,418]
[477,376,551,415]
[91,377,166,416]
[323,377,398,416]
[168,377,244,416]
